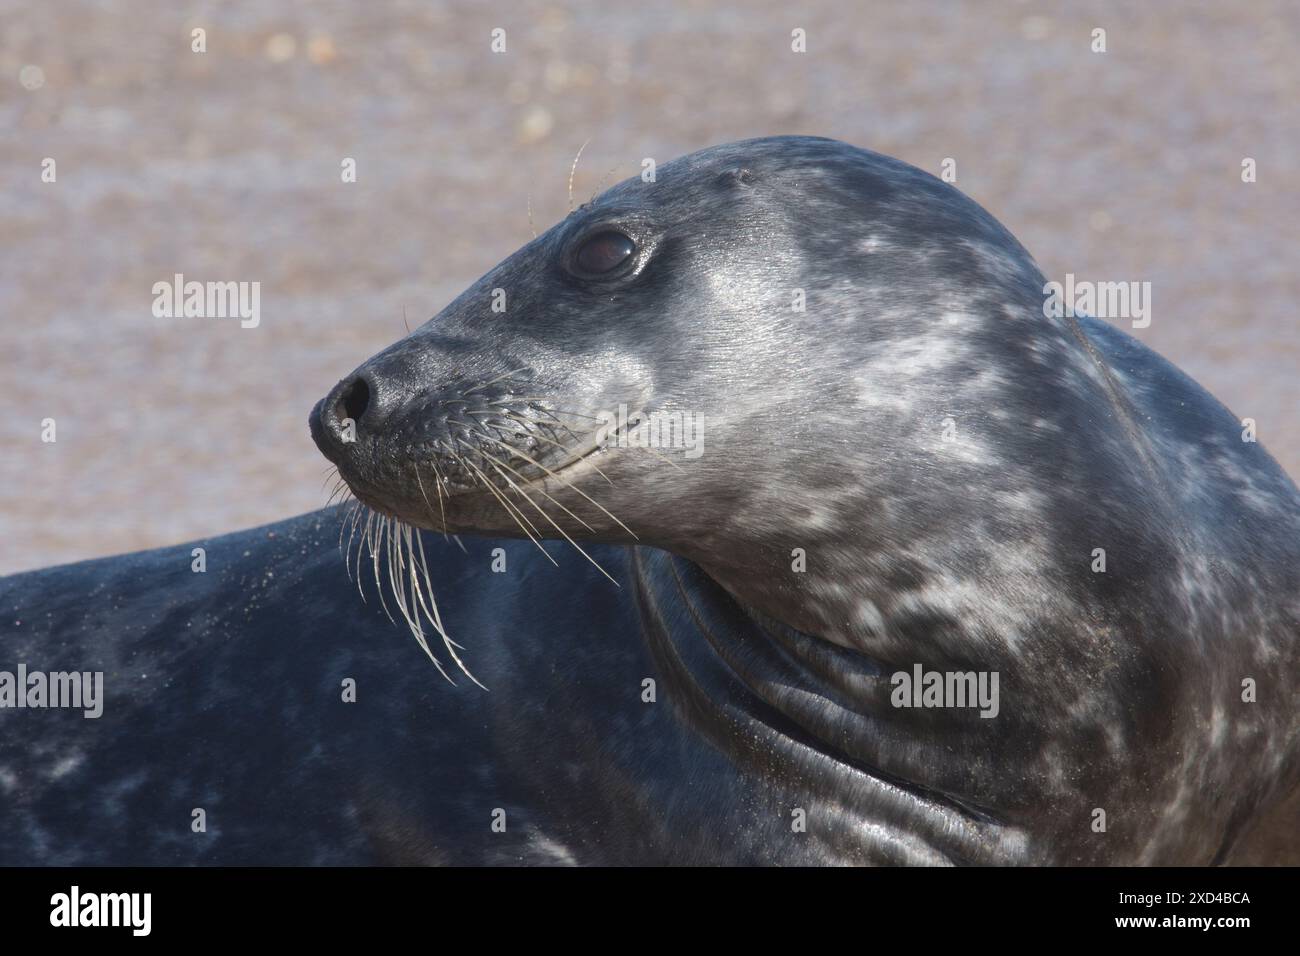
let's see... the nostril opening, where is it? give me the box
[337,377,371,424]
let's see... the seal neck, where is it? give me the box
[631,545,1027,864]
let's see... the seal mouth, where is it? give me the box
[439,405,646,500]
[328,403,647,534]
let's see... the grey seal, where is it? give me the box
[2,136,1297,864]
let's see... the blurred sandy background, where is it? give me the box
[1,0,1296,575]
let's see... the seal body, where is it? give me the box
[3,137,1299,864]
[1,516,1017,865]
[0,519,659,865]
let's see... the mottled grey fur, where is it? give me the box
[3,137,1297,864]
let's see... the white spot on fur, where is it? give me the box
[49,753,84,781]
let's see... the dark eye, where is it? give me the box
[574,231,636,275]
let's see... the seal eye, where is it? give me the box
[574,231,636,275]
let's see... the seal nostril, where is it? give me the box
[337,377,371,424]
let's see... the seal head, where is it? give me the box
[311,136,1300,864]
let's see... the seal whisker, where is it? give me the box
[408,526,450,640]
[525,406,587,444]
[484,395,581,409]
[425,457,455,543]
[464,367,533,396]
[413,462,444,535]
[386,515,408,626]
[390,518,453,682]
[338,497,361,554]
[384,520,452,682]
[320,466,342,494]
[408,523,486,687]
[487,401,604,423]
[331,489,475,685]
[360,509,379,599]
[343,502,363,580]
[323,468,352,506]
[402,546,457,685]
[325,480,351,508]
[385,518,404,611]
[568,138,590,211]
[541,408,608,425]
[485,410,618,486]
[499,401,621,435]
[479,451,620,588]
[589,162,623,204]
[473,432,638,539]
[470,442,597,533]
[450,443,547,546]
[371,516,397,625]
[411,530,467,655]
[452,440,559,566]
[523,404,689,475]
[355,510,375,603]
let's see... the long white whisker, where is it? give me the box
[417,462,449,541]
[482,410,616,486]
[471,442,596,533]
[408,524,484,688]
[473,432,637,539]
[356,511,375,602]
[371,516,396,624]
[453,442,558,566]
[343,502,362,578]
[481,452,620,588]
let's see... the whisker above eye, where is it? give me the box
[568,138,590,212]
